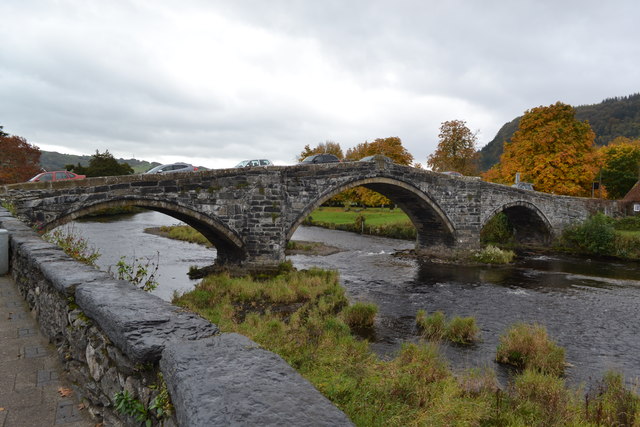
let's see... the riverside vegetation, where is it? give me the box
[47,223,640,424]
[173,266,640,426]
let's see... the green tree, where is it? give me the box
[598,137,640,199]
[427,120,479,175]
[297,141,343,162]
[483,102,599,197]
[0,133,42,184]
[0,125,8,137]
[67,150,134,177]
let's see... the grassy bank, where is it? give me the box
[173,268,640,426]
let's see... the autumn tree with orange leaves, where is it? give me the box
[427,120,479,175]
[483,102,600,197]
[342,137,414,206]
[0,128,42,185]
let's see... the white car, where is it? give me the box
[234,159,273,168]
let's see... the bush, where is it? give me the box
[473,245,515,264]
[496,323,566,376]
[561,213,616,255]
[43,227,101,266]
[341,302,377,328]
[446,316,480,344]
[613,233,640,259]
[416,310,446,340]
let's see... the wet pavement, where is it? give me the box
[0,275,94,427]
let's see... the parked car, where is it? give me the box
[144,163,198,174]
[299,154,340,164]
[359,154,393,163]
[234,159,273,168]
[28,171,86,182]
[441,171,463,177]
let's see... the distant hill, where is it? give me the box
[40,151,162,174]
[479,93,640,171]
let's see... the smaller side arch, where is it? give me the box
[41,198,247,265]
[483,201,554,245]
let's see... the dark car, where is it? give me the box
[234,159,273,168]
[359,154,392,163]
[300,154,340,164]
[145,163,198,174]
[28,171,86,182]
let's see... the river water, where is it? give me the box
[64,210,640,387]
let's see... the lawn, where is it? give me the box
[309,207,410,226]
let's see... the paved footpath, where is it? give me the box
[0,274,95,427]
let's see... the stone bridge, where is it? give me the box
[0,162,620,268]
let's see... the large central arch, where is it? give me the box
[40,198,247,265]
[286,177,456,247]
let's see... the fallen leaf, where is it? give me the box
[0,407,5,411]
[77,402,86,410]
[58,387,73,397]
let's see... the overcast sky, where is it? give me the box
[1,0,638,168]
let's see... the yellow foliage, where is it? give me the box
[482,102,601,196]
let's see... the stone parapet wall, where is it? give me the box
[0,208,353,426]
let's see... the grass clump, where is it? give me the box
[341,302,377,328]
[416,310,480,344]
[416,310,447,340]
[473,245,515,264]
[157,225,212,247]
[496,322,566,376]
[446,316,481,344]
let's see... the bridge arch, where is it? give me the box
[40,198,247,265]
[286,177,456,248]
[483,201,553,245]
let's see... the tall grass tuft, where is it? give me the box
[341,302,377,328]
[446,316,480,344]
[496,322,566,376]
[585,371,640,426]
[416,310,447,340]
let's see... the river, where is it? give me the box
[63,210,640,387]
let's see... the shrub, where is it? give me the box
[473,245,515,264]
[613,215,640,231]
[446,316,480,344]
[341,302,377,328]
[561,213,616,255]
[481,212,514,245]
[416,310,446,340]
[613,233,640,259]
[496,323,566,376]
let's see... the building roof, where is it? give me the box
[622,180,640,202]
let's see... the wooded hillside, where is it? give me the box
[479,94,640,171]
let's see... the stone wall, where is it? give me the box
[0,208,352,426]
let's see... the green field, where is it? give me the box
[309,207,410,226]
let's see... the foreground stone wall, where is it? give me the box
[0,208,352,426]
